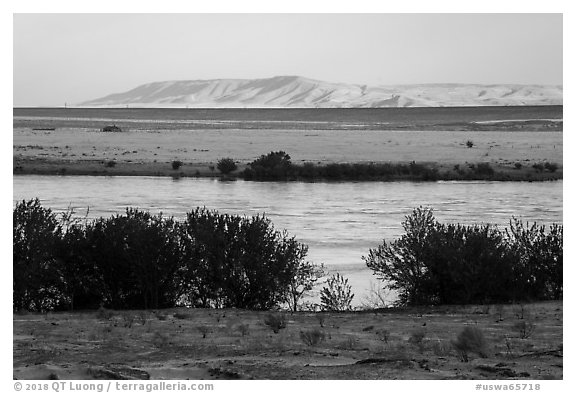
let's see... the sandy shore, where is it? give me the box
[13,301,562,380]
[13,127,563,180]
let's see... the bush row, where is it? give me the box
[239,151,560,182]
[13,200,562,312]
[241,151,439,181]
[364,207,563,306]
[13,199,321,312]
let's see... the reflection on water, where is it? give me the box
[13,175,562,305]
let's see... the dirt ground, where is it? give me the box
[13,301,562,380]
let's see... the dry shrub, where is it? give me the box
[408,329,427,352]
[315,313,326,327]
[494,304,505,321]
[263,313,286,334]
[452,326,489,362]
[152,331,169,348]
[299,329,326,346]
[97,306,115,321]
[197,326,211,338]
[173,312,191,320]
[236,323,250,337]
[431,340,452,356]
[338,336,358,350]
[409,330,426,345]
[375,328,391,344]
[513,320,536,339]
[137,311,149,325]
[122,313,136,328]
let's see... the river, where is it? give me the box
[13,175,563,306]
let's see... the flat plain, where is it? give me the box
[13,107,563,178]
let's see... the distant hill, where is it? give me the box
[80,76,563,108]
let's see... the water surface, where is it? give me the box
[13,176,563,305]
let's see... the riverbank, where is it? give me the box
[13,301,563,380]
[13,156,563,181]
[13,119,563,181]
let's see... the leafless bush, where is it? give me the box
[494,304,505,322]
[122,313,136,328]
[236,323,250,337]
[513,320,536,339]
[315,313,326,327]
[514,303,531,320]
[504,335,514,357]
[409,330,426,344]
[173,312,192,320]
[151,331,169,348]
[137,311,149,325]
[408,330,427,352]
[263,313,286,334]
[197,326,211,338]
[97,306,115,321]
[359,282,392,309]
[338,336,358,350]
[299,329,326,346]
[375,329,391,344]
[431,339,452,356]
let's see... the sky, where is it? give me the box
[13,13,563,107]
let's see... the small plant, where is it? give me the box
[514,162,522,170]
[532,163,544,172]
[466,140,474,148]
[171,160,183,170]
[217,158,238,174]
[197,325,211,339]
[409,330,426,345]
[236,323,250,337]
[359,282,391,309]
[101,125,122,132]
[431,340,452,356]
[105,160,116,168]
[408,330,427,352]
[263,313,286,334]
[338,336,358,350]
[375,328,391,344]
[452,326,489,362]
[475,162,495,176]
[299,328,326,346]
[122,313,136,328]
[504,335,514,357]
[151,331,169,348]
[514,303,530,320]
[494,304,505,322]
[97,306,114,321]
[513,320,536,339]
[315,313,326,327]
[137,311,148,325]
[544,162,558,173]
[320,273,354,311]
